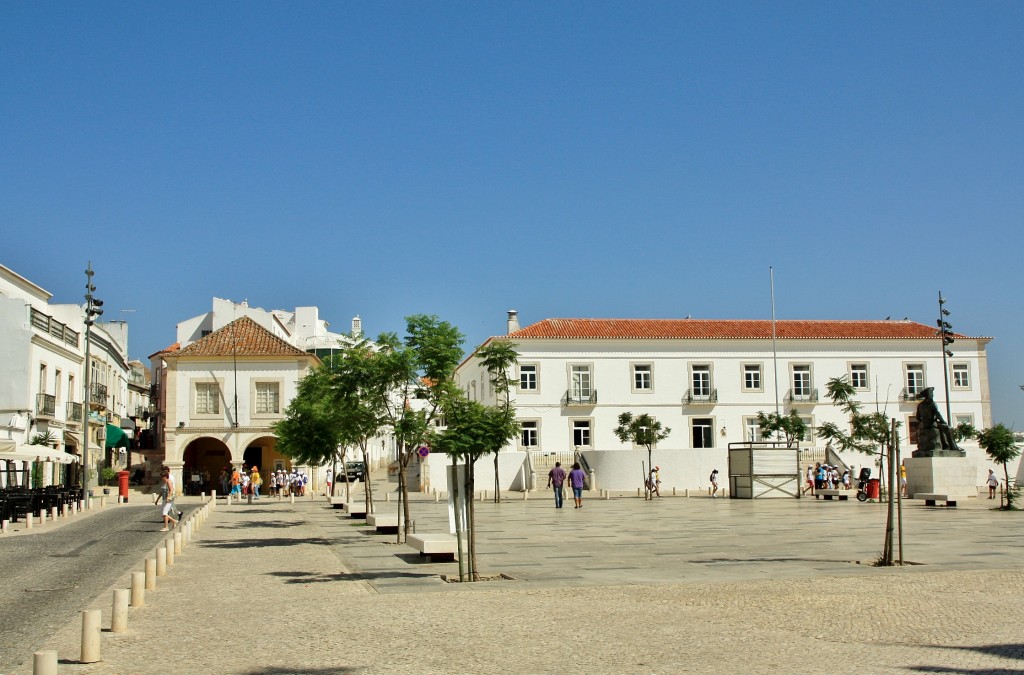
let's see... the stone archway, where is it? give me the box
[239,435,288,475]
[182,437,231,495]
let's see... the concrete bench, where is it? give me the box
[406,533,462,562]
[914,493,961,507]
[341,502,368,518]
[328,496,347,509]
[814,489,849,501]
[366,512,398,533]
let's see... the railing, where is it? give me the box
[785,388,818,404]
[134,405,147,418]
[683,388,718,404]
[89,383,108,407]
[899,388,921,402]
[66,401,84,423]
[36,393,56,418]
[30,307,80,348]
[561,389,597,406]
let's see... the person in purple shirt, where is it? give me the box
[568,462,587,509]
[547,462,566,508]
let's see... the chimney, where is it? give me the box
[507,310,520,335]
[352,315,362,337]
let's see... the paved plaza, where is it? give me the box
[6,488,1024,674]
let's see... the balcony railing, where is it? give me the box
[562,389,597,406]
[36,393,56,418]
[899,387,922,402]
[67,401,84,423]
[683,388,718,404]
[785,388,818,404]
[89,383,108,407]
[30,307,80,348]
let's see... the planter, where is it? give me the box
[102,488,111,495]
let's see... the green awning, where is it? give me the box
[105,423,130,449]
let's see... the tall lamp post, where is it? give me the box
[82,263,103,499]
[937,292,954,425]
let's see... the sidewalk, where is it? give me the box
[16,494,1024,674]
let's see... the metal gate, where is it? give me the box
[728,442,801,499]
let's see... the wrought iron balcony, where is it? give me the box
[562,389,597,406]
[36,393,56,418]
[785,388,818,404]
[89,383,108,407]
[67,401,84,423]
[683,388,718,404]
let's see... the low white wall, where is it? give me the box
[581,449,729,492]
[422,451,530,493]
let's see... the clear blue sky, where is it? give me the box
[3,2,1022,426]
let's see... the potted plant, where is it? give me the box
[100,467,118,494]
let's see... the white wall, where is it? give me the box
[581,448,728,492]
[422,451,530,493]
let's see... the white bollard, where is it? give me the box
[145,558,156,590]
[26,513,33,529]
[166,540,175,566]
[131,572,145,607]
[2,519,8,533]
[80,609,101,663]
[673,487,677,496]
[174,532,182,555]
[51,506,58,521]
[290,493,294,504]
[685,489,689,498]
[33,650,58,675]
[111,588,129,632]
[99,496,106,508]
[434,491,439,503]
[386,492,391,503]
[211,490,217,509]
[39,510,46,525]
[156,546,167,576]
[523,490,528,501]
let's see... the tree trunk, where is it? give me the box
[1003,463,1011,509]
[493,452,500,503]
[451,457,466,582]
[361,442,373,515]
[467,456,478,580]
[399,446,412,541]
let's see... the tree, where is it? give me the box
[613,412,670,500]
[474,341,519,502]
[976,423,1020,510]
[756,410,808,448]
[432,396,519,580]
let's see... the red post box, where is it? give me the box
[866,478,880,500]
[117,470,130,502]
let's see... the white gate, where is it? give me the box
[728,442,801,499]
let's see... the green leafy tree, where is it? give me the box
[976,423,1020,510]
[613,412,670,500]
[756,410,808,448]
[432,396,519,580]
[474,340,519,502]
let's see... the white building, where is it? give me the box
[456,312,999,492]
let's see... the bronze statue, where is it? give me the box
[913,387,965,457]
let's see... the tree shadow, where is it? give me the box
[239,667,360,674]
[218,519,303,529]
[267,569,438,583]
[199,537,331,550]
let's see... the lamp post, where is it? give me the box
[82,263,103,499]
[937,292,954,425]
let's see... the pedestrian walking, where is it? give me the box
[158,467,181,531]
[325,468,333,496]
[547,462,566,508]
[648,466,661,497]
[899,463,908,498]
[987,469,999,499]
[568,462,587,509]
[710,468,719,498]
[251,466,262,499]
[230,466,241,498]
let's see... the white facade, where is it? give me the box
[457,315,1001,492]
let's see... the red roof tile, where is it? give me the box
[507,319,979,340]
[174,317,311,358]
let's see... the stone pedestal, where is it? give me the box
[904,456,977,498]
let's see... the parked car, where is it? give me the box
[345,461,366,482]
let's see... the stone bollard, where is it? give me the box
[156,546,167,576]
[51,506,58,521]
[290,493,294,504]
[226,494,231,506]
[26,513,33,530]
[673,487,677,496]
[131,572,145,607]
[434,491,439,503]
[32,650,58,675]
[99,496,106,508]
[604,490,610,500]
[80,609,101,663]
[39,510,46,525]
[211,490,217,509]
[386,492,391,503]
[166,540,175,566]
[2,519,9,533]
[174,532,182,555]
[685,489,689,498]
[78,499,84,512]
[523,490,528,501]
[111,588,129,633]
[145,558,156,590]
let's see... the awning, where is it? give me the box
[0,440,79,464]
[64,431,80,447]
[120,418,136,430]
[105,424,130,449]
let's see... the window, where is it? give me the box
[54,369,62,405]
[792,365,812,397]
[797,415,814,442]
[519,364,538,391]
[905,364,925,396]
[952,363,970,389]
[849,364,869,390]
[572,420,592,447]
[201,330,212,337]
[68,374,75,404]
[907,417,920,445]
[195,383,220,415]
[39,364,47,394]
[691,365,711,397]
[520,420,539,448]
[692,418,714,448]
[633,364,652,391]
[570,365,592,400]
[743,364,762,392]
[954,414,974,427]
[743,417,763,442]
[255,382,280,414]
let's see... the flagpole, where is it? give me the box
[770,266,779,415]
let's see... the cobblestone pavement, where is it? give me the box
[7,491,1024,674]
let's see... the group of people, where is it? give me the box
[217,466,309,500]
[804,462,851,495]
[546,463,722,506]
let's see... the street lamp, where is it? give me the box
[937,292,954,425]
[82,262,103,499]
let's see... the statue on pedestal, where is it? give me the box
[912,387,965,458]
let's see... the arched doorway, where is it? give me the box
[241,435,288,475]
[182,437,231,496]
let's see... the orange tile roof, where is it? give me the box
[174,317,311,358]
[507,319,979,340]
[149,342,180,359]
